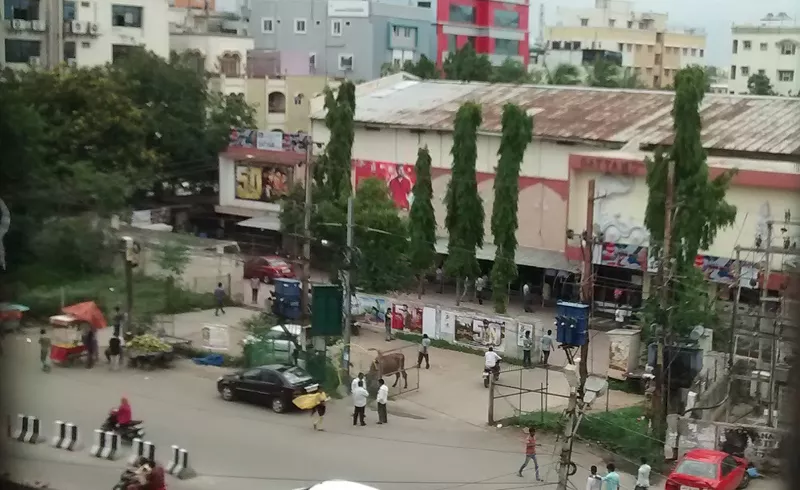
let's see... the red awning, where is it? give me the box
[61,301,107,329]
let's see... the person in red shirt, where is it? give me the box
[517,427,541,480]
[115,396,132,426]
[387,164,412,210]
[145,459,166,490]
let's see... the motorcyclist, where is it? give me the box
[114,396,133,427]
[484,346,502,378]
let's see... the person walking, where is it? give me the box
[585,465,602,490]
[522,282,532,312]
[384,308,393,342]
[83,326,96,369]
[602,463,621,490]
[615,306,626,329]
[352,380,368,426]
[351,372,365,393]
[214,282,226,316]
[541,329,554,365]
[39,328,51,373]
[436,266,444,294]
[517,427,541,480]
[634,457,651,490]
[311,391,328,431]
[250,276,261,305]
[522,330,533,368]
[108,335,122,371]
[112,306,124,338]
[376,378,389,424]
[475,275,485,305]
[417,334,431,369]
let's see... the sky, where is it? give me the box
[218,0,800,66]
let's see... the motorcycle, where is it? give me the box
[102,411,145,444]
[482,363,500,388]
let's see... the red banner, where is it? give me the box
[353,160,416,210]
[391,303,422,333]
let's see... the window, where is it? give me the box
[309,52,316,70]
[268,92,286,113]
[760,42,768,51]
[112,44,135,63]
[338,53,353,71]
[261,17,274,33]
[219,52,241,77]
[740,66,749,76]
[758,69,765,75]
[608,19,615,27]
[81,41,90,48]
[64,1,76,20]
[447,34,457,52]
[654,53,661,64]
[635,44,642,52]
[242,369,261,381]
[655,32,663,43]
[294,18,307,33]
[699,49,704,57]
[626,43,632,52]
[691,48,697,56]
[626,20,633,28]
[781,43,797,55]
[638,21,646,29]
[732,40,738,53]
[730,65,736,80]
[392,25,414,37]
[494,10,519,29]
[261,371,282,384]
[675,460,717,480]
[418,1,431,7]
[63,41,75,60]
[580,18,588,26]
[653,75,659,86]
[645,67,652,74]
[647,44,653,52]
[743,40,751,50]
[391,49,403,66]
[778,70,795,82]
[4,0,41,20]
[4,39,41,63]
[494,39,520,56]
[331,19,342,36]
[551,41,561,49]
[618,43,623,51]
[111,5,142,27]
[721,457,737,477]
[682,47,688,55]
[448,4,474,23]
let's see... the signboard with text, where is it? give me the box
[235,163,291,202]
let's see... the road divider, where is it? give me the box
[129,438,156,465]
[167,445,196,479]
[11,414,41,444]
[90,429,120,460]
[51,420,80,451]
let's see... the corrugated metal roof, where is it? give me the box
[310,80,800,156]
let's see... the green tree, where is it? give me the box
[408,147,437,297]
[546,63,582,85]
[619,70,645,89]
[444,102,484,305]
[491,58,531,84]
[442,44,493,82]
[644,66,737,343]
[403,54,439,79]
[154,238,192,311]
[585,58,621,88]
[490,104,532,313]
[316,81,356,201]
[747,73,776,95]
[279,183,307,257]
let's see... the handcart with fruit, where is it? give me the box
[49,301,107,367]
[126,334,176,370]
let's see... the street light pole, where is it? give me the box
[341,196,354,384]
[299,139,314,321]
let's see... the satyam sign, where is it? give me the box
[575,156,638,175]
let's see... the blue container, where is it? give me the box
[554,301,589,346]
[274,278,302,299]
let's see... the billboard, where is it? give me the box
[454,313,507,352]
[593,242,648,271]
[228,128,306,154]
[235,163,291,202]
[353,159,416,210]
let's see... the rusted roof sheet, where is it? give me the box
[310,80,800,156]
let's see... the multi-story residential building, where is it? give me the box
[247,0,436,82]
[435,0,529,66]
[543,0,705,88]
[170,0,215,9]
[729,14,800,96]
[2,0,170,68]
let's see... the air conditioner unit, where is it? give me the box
[11,19,25,30]
[31,20,46,31]
[88,22,99,35]
[71,20,86,34]
[28,56,41,67]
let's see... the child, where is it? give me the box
[39,328,51,372]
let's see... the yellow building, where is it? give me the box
[543,0,706,88]
[241,76,333,133]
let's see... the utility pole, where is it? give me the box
[556,368,582,490]
[725,247,743,422]
[652,159,675,437]
[579,179,596,389]
[299,139,314,321]
[340,196,355,385]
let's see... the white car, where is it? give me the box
[242,324,303,363]
[295,481,380,490]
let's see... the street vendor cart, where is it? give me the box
[49,301,107,367]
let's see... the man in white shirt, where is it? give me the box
[475,276,485,305]
[634,457,651,490]
[522,283,532,312]
[352,380,368,426]
[585,465,602,490]
[351,372,365,393]
[615,307,626,329]
[484,347,502,377]
[376,378,389,424]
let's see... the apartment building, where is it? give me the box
[729,14,800,96]
[170,0,215,9]
[2,0,170,68]
[247,0,436,82]
[543,0,705,88]
[435,0,529,66]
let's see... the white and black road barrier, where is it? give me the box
[89,429,120,460]
[51,421,79,451]
[167,445,196,480]
[11,414,41,444]
[128,438,156,465]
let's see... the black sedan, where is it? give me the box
[217,364,320,413]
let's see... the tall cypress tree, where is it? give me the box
[444,102,484,304]
[491,104,533,313]
[317,81,356,201]
[408,146,437,297]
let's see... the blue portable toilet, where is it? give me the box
[554,301,589,346]
[274,278,302,299]
[273,279,302,319]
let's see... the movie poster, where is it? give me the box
[235,164,291,202]
[454,314,506,352]
[352,294,389,325]
[391,303,423,333]
[352,160,416,210]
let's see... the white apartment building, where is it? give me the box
[543,0,706,88]
[730,14,800,96]
[2,0,169,68]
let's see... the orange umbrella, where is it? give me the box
[62,301,107,329]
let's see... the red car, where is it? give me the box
[666,449,750,490]
[243,255,295,283]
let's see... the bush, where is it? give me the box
[305,352,341,398]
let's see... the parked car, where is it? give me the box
[294,481,380,490]
[666,449,749,490]
[243,255,295,283]
[217,364,319,413]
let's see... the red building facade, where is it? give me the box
[435,0,529,66]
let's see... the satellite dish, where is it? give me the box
[689,325,706,342]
